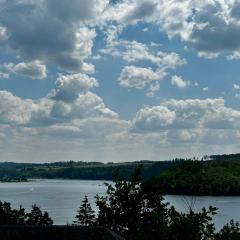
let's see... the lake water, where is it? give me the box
[0,179,239,229]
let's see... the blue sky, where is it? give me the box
[0,0,240,162]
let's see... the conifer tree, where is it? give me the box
[74,196,95,226]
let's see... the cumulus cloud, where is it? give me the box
[233,83,240,99]
[0,0,104,71]
[158,0,240,58]
[133,106,176,131]
[5,60,47,79]
[133,98,240,132]
[102,39,186,95]
[0,91,34,124]
[123,1,157,24]
[0,26,7,42]
[171,75,190,88]
[203,87,208,92]
[51,73,98,102]
[50,91,118,121]
[1,0,239,69]
[0,71,9,79]
[233,84,240,90]
[1,0,240,162]
[103,0,193,38]
[186,2,240,58]
[118,66,166,93]
[103,0,240,58]
[101,40,186,69]
[0,71,118,128]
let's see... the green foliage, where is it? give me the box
[94,167,169,239]
[75,167,239,240]
[0,202,25,225]
[0,201,53,226]
[25,204,53,226]
[74,196,95,226]
[215,220,240,240]
[154,159,240,195]
[0,160,178,181]
[167,206,218,240]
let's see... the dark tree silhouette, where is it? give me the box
[78,167,170,239]
[74,196,95,226]
[25,204,53,226]
[75,167,240,240]
[215,220,240,240]
[0,201,26,225]
[0,201,53,226]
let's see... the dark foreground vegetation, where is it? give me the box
[1,167,240,240]
[0,167,240,240]
[75,167,240,240]
[0,201,121,240]
[0,226,121,240]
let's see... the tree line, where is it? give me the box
[152,159,240,195]
[74,167,240,240]
[2,167,240,240]
[0,161,240,240]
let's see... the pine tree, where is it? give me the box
[74,196,95,226]
[25,204,53,226]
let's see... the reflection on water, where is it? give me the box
[0,179,239,228]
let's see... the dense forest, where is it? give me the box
[2,153,240,196]
[152,155,240,195]
[0,160,178,181]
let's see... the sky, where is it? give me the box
[1,0,240,162]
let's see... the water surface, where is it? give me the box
[0,179,239,228]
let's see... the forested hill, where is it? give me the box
[151,153,240,196]
[0,160,179,181]
[1,153,240,196]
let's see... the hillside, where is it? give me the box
[152,154,240,195]
[0,160,178,181]
[2,154,240,196]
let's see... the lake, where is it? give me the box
[0,179,239,228]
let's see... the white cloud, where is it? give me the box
[0,26,7,42]
[171,75,190,88]
[5,60,47,79]
[0,71,117,127]
[118,66,166,91]
[50,91,118,121]
[233,84,240,90]
[102,0,240,59]
[103,0,193,38]
[233,83,240,98]
[0,91,34,124]
[1,0,240,162]
[80,62,95,74]
[0,1,103,71]
[102,39,186,95]
[123,0,157,24]
[146,82,160,97]
[1,93,240,161]
[101,40,186,69]
[51,73,98,102]
[1,0,240,69]
[0,71,9,79]
[133,98,240,132]
[133,106,176,131]
[203,87,208,91]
